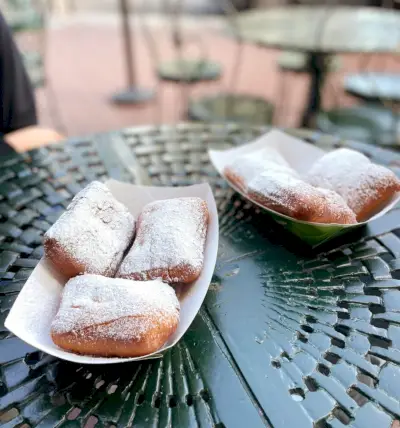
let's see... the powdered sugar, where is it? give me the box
[45,181,135,276]
[315,187,357,223]
[225,147,297,191]
[306,148,399,215]
[248,171,317,213]
[248,170,356,223]
[117,197,208,282]
[51,274,180,341]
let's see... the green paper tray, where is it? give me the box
[209,129,400,247]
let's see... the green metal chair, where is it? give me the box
[275,51,341,127]
[188,92,275,125]
[316,104,400,149]
[157,58,221,84]
[156,0,222,85]
[344,73,400,103]
[278,51,341,73]
[154,0,224,121]
[184,0,275,126]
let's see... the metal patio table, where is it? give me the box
[345,73,400,103]
[233,6,400,128]
[0,123,400,428]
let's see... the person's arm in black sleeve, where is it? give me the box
[0,10,37,138]
[0,12,64,154]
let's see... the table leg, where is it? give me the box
[391,102,400,146]
[301,52,328,128]
[110,0,154,105]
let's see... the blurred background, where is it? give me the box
[2,0,400,148]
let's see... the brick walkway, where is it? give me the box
[35,13,400,138]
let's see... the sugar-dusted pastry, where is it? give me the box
[117,197,209,284]
[248,171,357,224]
[316,188,358,224]
[51,275,180,357]
[223,147,297,192]
[307,148,400,221]
[44,181,135,278]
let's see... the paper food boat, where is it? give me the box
[5,180,219,364]
[209,129,400,247]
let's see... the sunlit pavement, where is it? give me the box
[32,12,400,138]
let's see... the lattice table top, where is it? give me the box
[1,124,400,428]
[235,6,400,54]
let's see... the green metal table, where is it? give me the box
[1,124,400,427]
[233,6,400,128]
[340,73,400,147]
[345,73,400,103]
[317,104,400,149]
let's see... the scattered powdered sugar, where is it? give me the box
[117,197,208,282]
[45,181,135,276]
[51,274,180,341]
[226,147,297,190]
[306,148,399,215]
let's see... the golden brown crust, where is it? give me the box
[51,315,178,358]
[306,148,400,222]
[50,275,180,358]
[43,181,135,279]
[44,238,89,278]
[314,189,357,224]
[223,148,295,194]
[248,186,357,224]
[249,187,313,220]
[354,174,400,222]
[224,166,247,193]
[124,263,203,284]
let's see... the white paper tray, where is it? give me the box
[5,180,219,364]
[209,129,400,246]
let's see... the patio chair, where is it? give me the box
[188,92,275,125]
[316,104,399,149]
[318,68,400,149]
[344,72,400,104]
[187,0,275,125]
[278,50,341,74]
[155,0,223,121]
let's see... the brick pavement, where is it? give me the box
[35,14,400,138]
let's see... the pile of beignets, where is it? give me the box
[223,147,400,224]
[44,181,209,357]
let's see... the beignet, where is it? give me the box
[44,181,135,278]
[51,275,180,357]
[307,148,400,221]
[223,147,296,192]
[248,171,357,224]
[117,197,209,283]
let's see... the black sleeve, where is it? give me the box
[0,10,37,135]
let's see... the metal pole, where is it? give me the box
[110,0,154,105]
[120,0,135,87]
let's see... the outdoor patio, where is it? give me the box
[36,11,400,138]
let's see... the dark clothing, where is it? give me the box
[0,10,37,148]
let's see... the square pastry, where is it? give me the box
[117,197,209,284]
[44,181,135,278]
